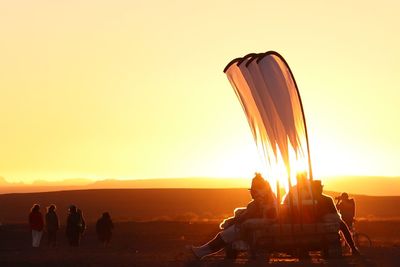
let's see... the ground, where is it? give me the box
[0,221,399,267]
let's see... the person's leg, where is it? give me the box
[32,230,40,247]
[53,231,57,247]
[191,232,226,259]
[37,230,43,247]
[31,230,36,247]
[48,231,56,247]
[339,220,359,255]
[191,224,243,259]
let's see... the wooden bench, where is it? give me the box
[226,221,342,260]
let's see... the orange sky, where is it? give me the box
[0,1,399,184]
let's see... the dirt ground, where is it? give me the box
[0,221,399,267]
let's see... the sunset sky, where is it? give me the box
[1,1,399,184]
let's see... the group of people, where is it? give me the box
[191,173,360,259]
[28,204,114,248]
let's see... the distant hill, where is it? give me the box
[323,176,400,196]
[0,188,399,224]
[0,176,399,196]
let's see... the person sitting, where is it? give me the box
[311,180,360,255]
[190,173,277,259]
[336,192,355,229]
[281,172,315,223]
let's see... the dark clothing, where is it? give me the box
[339,220,355,248]
[316,194,338,220]
[29,211,44,231]
[337,199,355,227]
[45,211,59,246]
[79,214,86,235]
[316,194,358,251]
[47,231,57,246]
[222,198,277,229]
[238,200,276,223]
[45,211,59,232]
[96,217,114,243]
[66,212,83,246]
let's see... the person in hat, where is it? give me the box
[311,181,360,255]
[190,173,277,259]
[336,192,355,228]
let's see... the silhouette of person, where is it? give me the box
[29,204,44,248]
[45,204,59,247]
[96,212,114,247]
[311,181,360,255]
[282,172,315,223]
[336,192,355,228]
[77,208,86,236]
[191,173,277,259]
[66,205,82,247]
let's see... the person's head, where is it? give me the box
[47,204,56,213]
[311,180,323,197]
[102,212,110,219]
[31,204,40,213]
[340,192,349,200]
[69,205,77,213]
[249,173,272,202]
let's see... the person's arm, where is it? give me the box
[37,213,44,230]
[235,201,258,224]
[350,199,356,218]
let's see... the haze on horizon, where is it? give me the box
[1,1,399,191]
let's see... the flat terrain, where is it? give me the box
[1,189,400,223]
[1,189,400,266]
[1,221,400,267]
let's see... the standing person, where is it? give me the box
[336,192,356,228]
[66,205,81,247]
[29,204,44,248]
[96,212,114,247]
[45,205,59,247]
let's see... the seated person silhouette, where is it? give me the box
[311,180,360,255]
[190,173,277,259]
[281,172,315,223]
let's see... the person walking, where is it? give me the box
[45,204,59,247]
[29,204,44,248]
[96,212,114,247]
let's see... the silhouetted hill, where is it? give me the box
[323,176,400,196]
[1,176,400,196]
[0,189,399,224]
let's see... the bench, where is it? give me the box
[226,221,342,260]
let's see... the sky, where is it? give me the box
[0,0,399,184]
